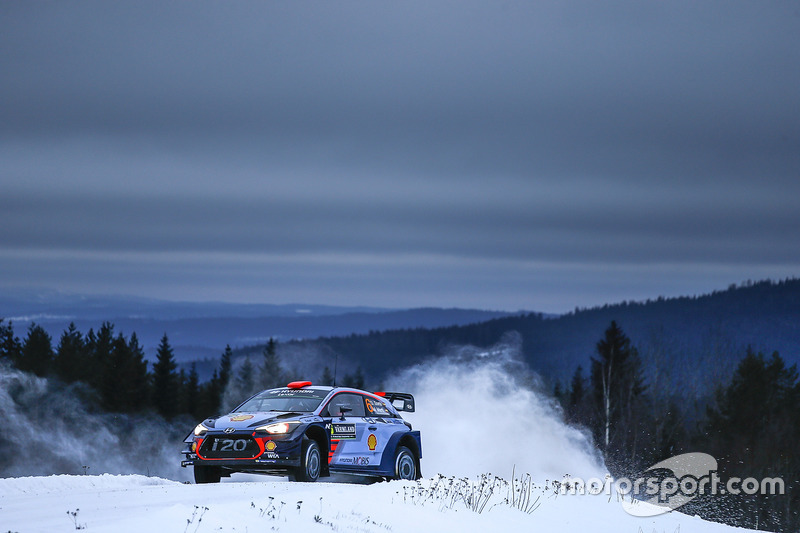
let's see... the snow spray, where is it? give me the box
[388,333,607,481]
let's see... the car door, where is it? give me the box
[322,392,370,467]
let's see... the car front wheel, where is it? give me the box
[292,437,321,482]
[393,446,417,480]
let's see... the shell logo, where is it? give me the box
[265,440,277,451]
[367,433,377,451]
[230,415,254,422]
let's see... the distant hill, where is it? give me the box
[269,279,800,395]
[0,289,392,321]
[0,290,525,369]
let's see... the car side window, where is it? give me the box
[364,396,394,417]
[323,393,366,417]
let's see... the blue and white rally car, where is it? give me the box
[181,381,421,483]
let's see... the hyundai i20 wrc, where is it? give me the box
[181,381,422,484]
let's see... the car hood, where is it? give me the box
[205,411,303,431]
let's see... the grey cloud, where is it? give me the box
[1,1,798,310]
[3,2,798,137]
[3,2,797,192]
[2,190,797,265]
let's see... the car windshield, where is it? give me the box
[234,388,329,413]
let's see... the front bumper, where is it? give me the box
[181,430,303,472]
[181,456,301,471]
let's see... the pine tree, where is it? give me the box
[351,366,365,389]
[221,356,256,412]
[341,366,365,389]
[101,333,131,411]
[260,338,284,389]
[152,333,179,419]
[589,321,646,466]
[320,366,334,386]
[566,365,590,425]
[0,319,22,363]
[185,363,200,418]
[176,367,188,414]
[125,332,151,410]
[207,345,234,414]
[218,345,233,391]
[705,348,798,461]
[88,322,115,392]
[53,322,88,383]
[702,349,800,530]
[84,328,97,354]
[553,382,566,408]
[96,331,151,412]
[236,356,255,397]
[103,331,151,413]
[18,323,54,376]
[197,345,234,417]
[198,368,221,417]
[569,365,586,408]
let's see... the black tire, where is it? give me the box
[393,446,417,480]
[194,464,222,484]
[292,438,321,482]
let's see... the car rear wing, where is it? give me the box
[374,391,415,413]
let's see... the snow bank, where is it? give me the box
[0,473,178,496]
[0,474,757,533]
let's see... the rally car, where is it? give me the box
[181,381,421,484]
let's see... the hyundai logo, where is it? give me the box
[224,427,236,434]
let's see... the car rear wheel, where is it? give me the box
[292,437,321,482]
[393,446,417,480]
[194,464,221,484]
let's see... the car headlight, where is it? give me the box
[194,423,208,437]
[256,421,300,434]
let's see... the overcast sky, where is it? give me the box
[1,1,798,312]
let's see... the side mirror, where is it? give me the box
[338,406,352,421]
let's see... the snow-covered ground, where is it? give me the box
[0,342,757,532]
[0,473,755,533]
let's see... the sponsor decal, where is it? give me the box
[365,397,391,417]
[274,389,316,396]
[230,415,254,422]
[367,433,377,451]
[341,457,370,466]
[330,423,357,439]
[265,440,277,452]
